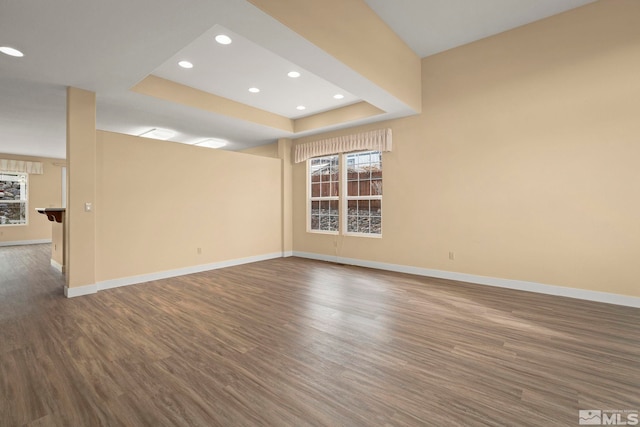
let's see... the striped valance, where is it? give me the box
[294,128,392,163]
[0,159,44,174]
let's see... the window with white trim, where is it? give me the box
[345,151,382,236]
[307,150,382,236]
[0,172,28,226]
[309,155,339,233]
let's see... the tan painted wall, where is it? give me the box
[51,220,64,268]
[292,0,640,298]
[0,154,63,244]
[248,0,421,113]
[240,140,292,254]
[66,87,96,288]
[278,139,293,254]
[294,102,384,133]
[133,76,293,132]
[240,142,279,158]
[95,131,282,282]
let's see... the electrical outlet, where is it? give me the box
[197,247,202,255]
[84,202,92,212]
[449,251,455,260]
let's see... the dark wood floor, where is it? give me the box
[1,244,638,426]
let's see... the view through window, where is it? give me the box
[308,151,382,236]
[0,172,28,225]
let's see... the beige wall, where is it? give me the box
[240,140,293,254]
[0,153,63,244]
[66,87,97,288]
[292,0,640,298]
[248,0,421,113]
[51,220,64,268]
[240,142,279,158]
[95,131,282,282]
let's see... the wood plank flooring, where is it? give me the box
[1,244,639,426]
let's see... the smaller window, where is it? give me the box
[0,172,28,226]
[309,155,339,233]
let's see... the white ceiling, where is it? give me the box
[0,0,597,159]
[153,25,360,119]
[364,0,596,58]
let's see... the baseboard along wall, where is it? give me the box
[63,249,640,308]
[292,251,640,308]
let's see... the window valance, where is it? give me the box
[294,128,392,163]
[0,159,44,174]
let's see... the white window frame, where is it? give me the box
[307,154,340,235]
[343,151,382,238]
[0,171,28,226]
[306,150,382,238]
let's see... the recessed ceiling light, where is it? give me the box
[296,105,306,111]
[248,87,260,93]
[195,138,228,149]
[138,128,176,140]
[215,34,232,45]
[287,71,301,78]
[333,94,345,99]
[0,46,24,57]
[178,60,193,69]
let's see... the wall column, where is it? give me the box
[278,138,293,256]
[65,87,96,296]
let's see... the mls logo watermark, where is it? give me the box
[580,410,602,425]
[579,409,639,425]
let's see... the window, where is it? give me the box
[345,151,382,235]
[0,172,28,226]
[307,151,382,236]
[309,155,339,233]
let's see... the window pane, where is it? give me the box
[310,201,319,230]
[310,215,320,230]
[347,200,358,233]
[371,179,382,196]
[1,173,27,225]
[359,179,371,196]
[371,200,381,217]
[0,175,24,200]
[330,182,339,197]
[308,155,339,233]
[357,218,369,233]
[356,202,370,233]
[320,183,331,197]
[311,183,320,197]
[347,179,357,196]
[343,151,382,235]
[330,156,339,173]
[371,201,381,234]
[0,202,26,225]
[328,215,339,231]
[371,163,382,179]
[328,200,339,215]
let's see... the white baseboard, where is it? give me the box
[64,284,98,298]
[96,252,284,293]
[283,251,293,257]
[0,239,51,247]
[50,259,64,273]
[292,251,640,308]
